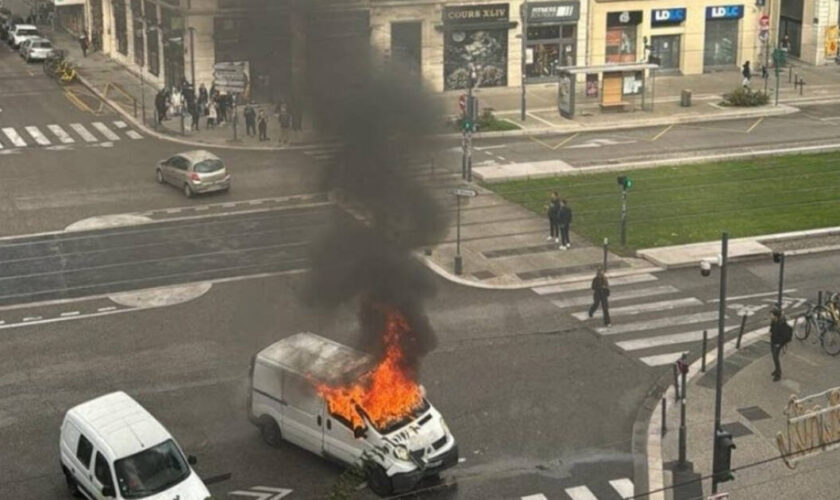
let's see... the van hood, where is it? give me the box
[385,408,447,457]
[141,471,210,500]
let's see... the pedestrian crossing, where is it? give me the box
[0,120,142,149]
[522,476,635,500]
[533,273,734,367]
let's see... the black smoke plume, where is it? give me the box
[301,2,450,372]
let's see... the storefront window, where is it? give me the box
[444,29,508,89]
[131,0,144,67]
[112,0,128,56]
[527,43,559,77]
[606,11,642,63]
[144,0,159,76]
[704,19,738,67]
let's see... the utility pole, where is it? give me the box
[711,232,729,493]
[520,0,528,121]
[462,64,477,182]
[617,176,632,246]
[774,251,785,308]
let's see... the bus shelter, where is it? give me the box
[554,62,659,118]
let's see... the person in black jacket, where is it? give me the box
[545,192,560,243]
[588,268,611,327]
[558,199,572,250]
[769,307,786,381]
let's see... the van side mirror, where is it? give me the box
[101,485,116,498]
[188,455,197,465]
[353,427,368,439]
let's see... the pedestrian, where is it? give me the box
[545,192,560,243]
[781,34,791,54]
[207,101,217,129]
[244,104,257,137]
[198,83,208,111]
[558,199,572,250]
[79,32,89,58]
[190,100,200,131]
[742,60,751,88]
[290,95,303,132]
[217,93,228,123]
[277,103,291,145]
[154,90,166,124]
[769,307,792,381]
[257,110,268,141]
[588,268,611,327]
[761,64,769,80]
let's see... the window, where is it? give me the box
[283,373,320,414]
[606,26,636,62]
[193,159,224,173]
[94,453,114,489]
[114,439,189,499]
[76,435,93,468]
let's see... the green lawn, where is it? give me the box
[489,153,840,253]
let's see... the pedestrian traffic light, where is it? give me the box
[617,176,633,190]
[462,95,478,132]
[713,429,736,484]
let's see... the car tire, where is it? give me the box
[183,183,193,198]
[63,468,82,498]
[258,416,282,448]
[156,169,164,184]
[367,464,394,497]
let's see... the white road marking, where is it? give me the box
[25,126,51,146]
[710,289,798,302]
[564,485,598,500]
[572,297,702,320]
[551,285,679,309]
[616,328,731,351]
[47,124,75,144]
[609,478,635,499]
[3,127,28,147]
[640,352,689,367]
[474,144,506,150]
[595,311,721,335]
[125,130,143,139]
[92,121,120,141]
[112,120,128,129]
[22,316,43,322]
[532,273,658,295]
[567,138,637,149]
[521,495,548,500]
[97,306,117,312]
[60,311,80,317]
[70,123,98,142]
[229,486,293,499]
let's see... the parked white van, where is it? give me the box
[249,332,458,496]
[59,391,211,500]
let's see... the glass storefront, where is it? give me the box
[443,4,511,90]
[144,0,159,76]
[112,0,128,56]
[704,19,738,68]
[606,11,642,63]
[523,2,578,81]
[651,35,680,71]
[130,0,144,67]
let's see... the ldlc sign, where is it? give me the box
[652,8,686,25]
[706,5,744,20]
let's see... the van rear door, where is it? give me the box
[280,372,325,454]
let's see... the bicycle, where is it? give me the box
[793,298,840,356]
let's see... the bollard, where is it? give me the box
[701,330,708,372]
[789,66,793,83]
[133,98,137,118]
[672,363,680,401]
[736,314,747,349]
[180,113,186,135]
[818,290,823,306]
[678,367,688,469]
[661,397,667,436]
[800,77,805,95]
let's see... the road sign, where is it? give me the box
[759,14,770,30]
[452,187,477,198]
[458,94,466,114]
[213,61,250,93]
[759,30,769,43]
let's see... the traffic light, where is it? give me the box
[713,429,736,484]
[463,96,478,132]
[617,176,633,190]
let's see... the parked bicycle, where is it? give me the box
[43,49,76,84]
[793,295,840,356]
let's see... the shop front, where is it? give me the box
[53,0,85,35]
[778,0,802,58]
[160,1,185,88]
[442,3,515,90]
[523,1,579,82]
[704,5,742,70]
[606,10,643,63]
[113,0,129,56]
[650,7,686,72]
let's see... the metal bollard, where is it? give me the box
[799,77,805,95]
[701,330,708,372]
[818,290,823,306]
[661,397,667,436]
[133,98,137,118]
[736,314,747,349]
[180,113,186,135]
[789,66,793,83]
[672,363,680,401]
[678,370,688,469]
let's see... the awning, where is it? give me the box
[557,63,660,74]
[53,0,86,6]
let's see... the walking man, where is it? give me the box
[278,103,291,145]
[545,192,560,243]
[742,60,752,88]
[79,32,89,58]
[257,110,268,141]
[588,268,611,327]
[189,100,200,131]
[769,307,792,381]
[244,104,257,137]
[558,199,572,250]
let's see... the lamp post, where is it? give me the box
[520,0,528,121]
[188,26,195,86]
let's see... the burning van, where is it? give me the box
[248,331,458,496]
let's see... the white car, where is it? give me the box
[8,23,38,48]
[60,391,211,500]
[20,37,53,61]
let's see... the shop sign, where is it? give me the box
[444,3,509,24]
[651,8,686,26]
[607,11,643,26]
[526,1,579,23]
[826,26,839,56]
[706,5,743,20]
[213,61,250,93]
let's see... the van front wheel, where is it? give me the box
[367,464,393,497]
[259,416,282,448]
[63,468,82,498]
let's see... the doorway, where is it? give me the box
[651,35,681,71]
[391,21,421,82]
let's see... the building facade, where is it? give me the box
[772,0,840,66]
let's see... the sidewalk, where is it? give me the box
[658,334,840,499]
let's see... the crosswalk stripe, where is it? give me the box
[47,124,75,144]
[551,285,679,309]
[532,273,658,296]
[564,485,598,500]
[615,328,729,351]
[521,495,548,500]
[70,123,98,142]
[572,297,702,320]
[112,120,128,129]
[595,311,721,336]
[3,127,28,147]
[125,130,143,139]
[639,352,689,367]
[92,121,120,141]
[24,126,51,145]
[609,478,635,499]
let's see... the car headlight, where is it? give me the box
[393,445,410,461]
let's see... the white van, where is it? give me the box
[249,332,458,496]
[59,391,211,500]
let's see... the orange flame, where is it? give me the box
[317,308,423,430]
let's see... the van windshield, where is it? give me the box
[18,29,38,36]
[114,439,190,499]
[366,398,431,435]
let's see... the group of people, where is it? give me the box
[545,191,573,250]
[241,99,301,144]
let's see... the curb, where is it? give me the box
[74,73,336,152]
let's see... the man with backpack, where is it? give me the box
[770,307,792,381]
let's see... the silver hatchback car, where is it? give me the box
[21,37,53,62]
[156,150,231,197]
